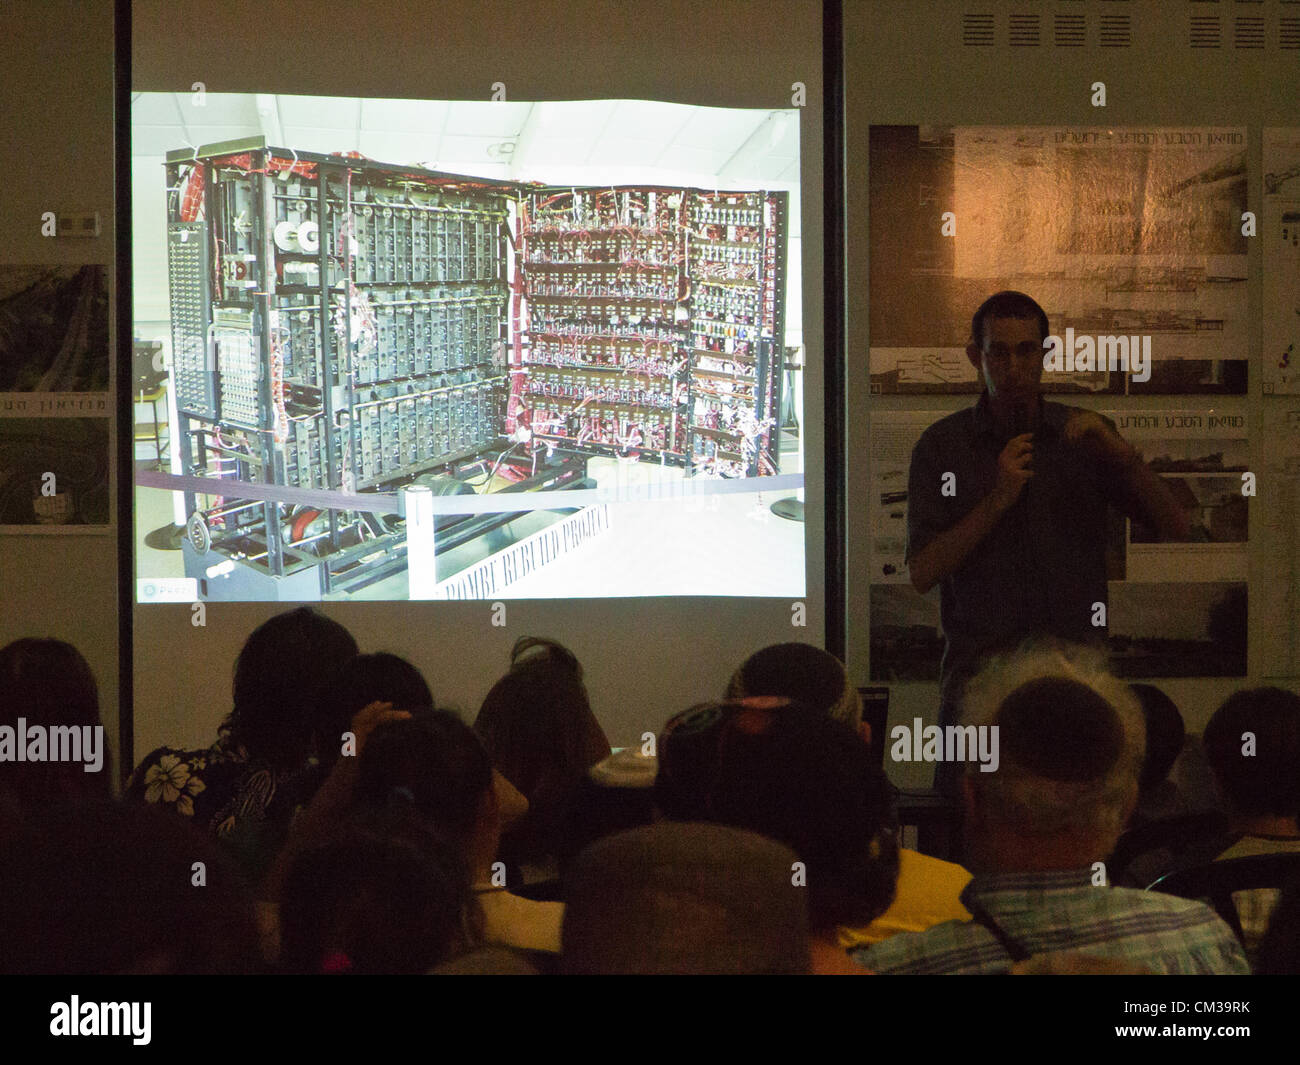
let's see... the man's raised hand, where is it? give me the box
[991,432,1035,509]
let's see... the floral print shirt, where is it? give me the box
[126,730,325,879]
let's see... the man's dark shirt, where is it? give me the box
[906,392,1128,717]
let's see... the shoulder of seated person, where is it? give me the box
[899,848,970,876]
[1107,884,1239,923]
[1217,835,1300,859]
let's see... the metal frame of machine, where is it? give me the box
[162,139,787,599]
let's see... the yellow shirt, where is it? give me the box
[477,889,565,954]
[837,848,972,948]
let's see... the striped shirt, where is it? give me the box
[850,867,1250,975]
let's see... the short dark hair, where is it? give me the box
[1130,684,1185,792]
[960,645,1144,837]
[971,290,1049,350]
[474,637,607,795]
[226,608,359,769]
[655,700,899,930]
[562,822,810,974]
[1204,687,1300,820]
[726,642,852,721]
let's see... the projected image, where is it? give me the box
[131,93,803,601]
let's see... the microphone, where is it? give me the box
[1013,401,1033,508]
[1011,399,1032,442]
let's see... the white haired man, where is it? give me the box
[851,643,1249,974]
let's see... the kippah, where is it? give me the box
[998,678,1122,781]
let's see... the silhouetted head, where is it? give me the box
[279,825,467,974]
[0,638,110,804]
[1204,687,1300,822]
[726,642,862,728]
[224,608,359,769]
[1130,683,1185,793]
[0,799,258,974]
[656,699,898,930]
[316,652,433,770]
[960,642,1145,853]
[355,710,494,857]
[563,821,810,974]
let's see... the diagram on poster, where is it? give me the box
[1106,409,1249,584]
[868,411,945,584]
[869,126,1248,396]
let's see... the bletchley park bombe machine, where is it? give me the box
[164,139,787,598]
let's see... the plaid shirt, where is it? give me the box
[1215,835,1300,960]
[850,868,1250,975]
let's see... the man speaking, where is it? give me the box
[905,291,1189,794]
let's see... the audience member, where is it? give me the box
[474,637,610,878]
[21,608,1277,979]
[0,637,112,806]
[276,696,559,965]
[278,826,467,974]
[1203,685,1300,955]
[1130,682,1187,823]
[1109,683,1225,889]
[316,651,528,830]
[556,745,658,881]
[1255,874,1300,975]
[656,698,896,972]
[125,607,359,880]
[725,641,864,728]
[725,643,973,947]
[852,644,1249,974]
[356,710,565,957]
[562,822,812,974]
[0,798,259,974]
